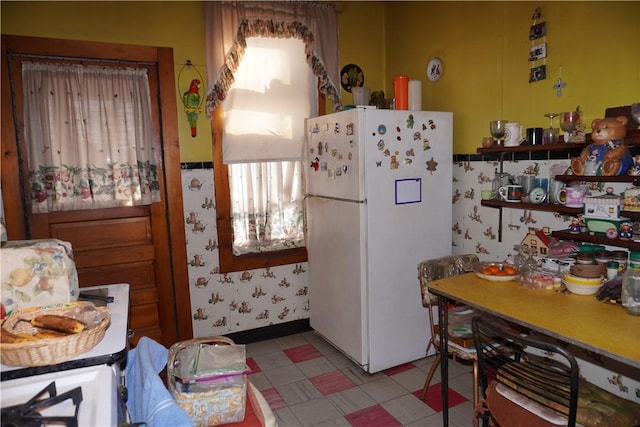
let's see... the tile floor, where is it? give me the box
[245,331,477,427]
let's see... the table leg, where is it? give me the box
[438,295,449,426]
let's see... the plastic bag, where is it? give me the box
[175,342,250,393]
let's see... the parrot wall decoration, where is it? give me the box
[183,78,201,137]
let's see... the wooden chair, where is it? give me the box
[417,254,480,412]
[472,315,640,427]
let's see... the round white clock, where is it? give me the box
[528,186,547,204]
[427,57,443,82]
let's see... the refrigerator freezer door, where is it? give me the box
[304,109,365,201]
[363,110,453,372]
[306,196,368,368]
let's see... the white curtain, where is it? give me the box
[229,160,304,254]
[22,62,160,213]
[223,36,316,163]
[204,0,341,116]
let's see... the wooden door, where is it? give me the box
[1,35,192,348]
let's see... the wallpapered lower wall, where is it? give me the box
[181,166,310,338]
[181,158,639,403]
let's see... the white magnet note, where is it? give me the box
[395,178,422,205]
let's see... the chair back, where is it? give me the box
[471,316,579,427]
[418,254,478,308]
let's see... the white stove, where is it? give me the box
[1,364,118,426]
[0,283,130,426]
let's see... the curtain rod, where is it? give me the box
[8,52,155,66]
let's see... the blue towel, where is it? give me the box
[126,337,194,427]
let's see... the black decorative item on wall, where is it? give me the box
[340,64,364,93]
[528,8,547,83]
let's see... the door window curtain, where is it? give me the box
[22,61,161,213]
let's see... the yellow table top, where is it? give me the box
[430,273,640,369]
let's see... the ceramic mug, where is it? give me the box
[498,185,523,202]
[504,122,524,147]
[481,190,496,200]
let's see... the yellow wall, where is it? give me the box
[2,1,639,158]
[385,2,640,152]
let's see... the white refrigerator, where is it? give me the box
[304,107,453,373]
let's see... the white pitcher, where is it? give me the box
[504,122,524,147]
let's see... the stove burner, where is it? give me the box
[1,381,83,427]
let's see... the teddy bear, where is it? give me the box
[570,116,633,176]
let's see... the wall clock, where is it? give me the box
[528,186,547,204]
[427,57,443,82]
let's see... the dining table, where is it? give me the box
[428,272,640,426]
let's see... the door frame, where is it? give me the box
[1,34,193,342]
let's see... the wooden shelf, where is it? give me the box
[476,128,640,154]
[478,128,640,249]
[553,175,640,184]
[551,230,640,251]
[481,200,640,219]
[480,199,582,215]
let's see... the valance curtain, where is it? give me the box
[204,1,342,118]
[22,62,161,213]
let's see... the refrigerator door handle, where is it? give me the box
[304,194,366,204]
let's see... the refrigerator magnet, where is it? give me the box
[426,157,438,174]
[378,124,386,135]
[346,123,354,135]
[377,139,385,151]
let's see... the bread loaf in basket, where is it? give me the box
[0,301,110,366]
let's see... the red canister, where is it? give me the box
[393,75,409,110]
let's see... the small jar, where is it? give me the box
[607,261,619,280]
[594,250,611,276]
[611,250,629,273]
[576,252,595,265]
[629,251,640,270]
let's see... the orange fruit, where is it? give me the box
[503,266,517,275]
[495,270,508,276]
[487,265,500,274]
[481,267,493,275]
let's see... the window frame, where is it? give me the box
[211,91,324,273]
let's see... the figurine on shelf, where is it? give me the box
[628,155,640,176]
[570,116,633,176]
[568,216,581,234]
[619,221,634,240]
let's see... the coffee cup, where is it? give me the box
[498,185,523,202]
[564,187,586,207]
[481,190,496,200]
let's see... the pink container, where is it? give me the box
[563,187,585,207]
[393,75,409,110]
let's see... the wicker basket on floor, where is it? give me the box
[167,336,248,427]
[0,303,111,367]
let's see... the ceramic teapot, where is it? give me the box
[504,122,524,147]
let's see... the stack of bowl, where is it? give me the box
[562,265,605,295]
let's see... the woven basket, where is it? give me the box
[168,336,247,427]
[0,305,111,367]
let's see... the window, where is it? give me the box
[205,3,341,273]
[213,37,326,272]
[224,37,313,257]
